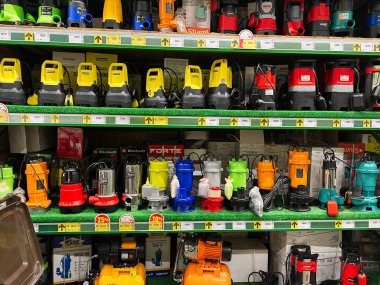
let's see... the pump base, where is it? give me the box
[59,204,86,214]
[249,93,276,110]
[319,188,344,209]
[327,92,351,111]
[331,28,354,37]
[201,197,224,212]
[147,195,170,211]
[144,94,169,108]
[225,196,249,212]
[123,194,142,211]
[286,186,310,212]
[207,85,232,109]
[0,82,26,105]
[368,25,380,38]
[351,196,379,212]
[105,87,132,108]
[74,85,99,107]
[172,195,195,213]
[306,21,330,36]
[183,262,232,285]
[89,195,119,213]
[103,20,122,29]
[288,91,316,111]
[182,89,205,109]
[38,84,66,106]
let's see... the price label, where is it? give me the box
[95,214,110,232]
[181,221,194,231]
[242,39,257,49]
[35,32,49,42]
[0,113,8,123]
[69,34,84,44]
[261,221,274,230]
[115,116,130,125]
[206,38,219,48]
[372,119,380,128]
[170,37,184,47]
[149,213,164,231]
[33,223,39,233]
[342,220,355,229]
[206,117,219,126]
[330,43,343,51]
[232,221,246,230]
[341,119,354,128]
[269,118,282,127]
[298,220,311,229]
[153,116,168,125]
[369,219,380,229]
[304,118,317,128]
[238,118,251,126]
[119,214,135,231]
[261,39,274,49]
[29,114,44,123]
[91,115,106,124]
[213,221,225,230]
[0,31,10,41]
[301,42,315,50]
[131,36,146,46]
[362,43,374,52]
[65,223,81,232]
[106,35,121,45]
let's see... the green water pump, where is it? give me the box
[0,164,14,198]
[37,0,63,27]
[331,0,355,37]
[0,0,24,25]
[225,158,249,212]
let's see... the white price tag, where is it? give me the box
[238,118,251,126]
[369,219,380,229]
[341,119,354,128]
[261,221,274,230]
[69,34,84,44]
[362,43,374,52]
[301,42,315,50]
[269,118,282,127]
[30,114,44,123]
[170,37,184,47]
[304,118,317,127]
[372,119,380,128]
[342,220,355,229]
[181,221,194,230]
[261,39,274,49]
[213,221,225,230]
[232,221,246,230]
[206,38,219,48]
[34,32,49,42]
[0,31,10,41]
[298,220,311,229]
[115,116,130,125]
[33,223,39,233]
[206,117,219,126]
[91,115,106,124]
[330,43,343,51]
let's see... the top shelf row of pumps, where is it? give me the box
[1,0,379,38]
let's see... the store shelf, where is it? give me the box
[30,206,380,234]
[3,106,380,130]
[0,26,379,56]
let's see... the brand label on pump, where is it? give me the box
[339,75,349,82]
[296,168,303,178]
[339,13,349,20]
[301,75,311,82]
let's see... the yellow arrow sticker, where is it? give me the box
[230,39,239,48]
[153,116,168,125]
[376,44,380,52]
[57,223,66,232]
[260,118,269,127]
[131,36,146,46]
[353,42,361,52]
[172,221,181,230]
[242,39,257,49]
[51,114,59,124]
[335,220,342,229]
[230,117,238,126]
[145,116,153,125]
[332,119,341,128]
[106,35,121,45]
[93,34,103,44]
[161,37,170,47]
[20,114,29,123]
[198,117,206,126]
[197,38,206,48]
[83,114,91,124]
[253,221,262,230]
[24,32,34,41]
[205,221,213,230]
[291,220,299,229]
[296,118,304,127]
[363,119,371,128]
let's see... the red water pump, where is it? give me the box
[289,245,318,285]
[283,0,305,36]
[365,58,380,111]
[217,0,238,34]
[306,0,331,36]
[341,245,368,285]
[249,64,276,110]
[247,0,277,35]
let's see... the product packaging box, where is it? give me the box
[52,52,85,92]
[8,126,55,153]
[86,52,118,89]
[53,235,92,284]
[270,231,342,285]
[182,0,211,33]
[362,134,380,154]
[164,58,188,91]
[145,234,171,277]
[337,143,365,189]
[57,127,84,159]
[207,141,239,180]
[148,145,184,160]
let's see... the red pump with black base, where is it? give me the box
[249,64,276,110]
[283,0,305,36]
[365,58,380,111]
[247,0,277,35]
[289,245,318,285]
[306,0,331,36]
[340,245,369,285]
[217,0,238,33]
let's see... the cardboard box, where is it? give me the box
[264,144,291,171]
[270,231,342,285]
[57,127,84,159]
[86,52,118,88]
[52,52,85,92]
[8,126,55,153]
[164,58,188,91]
[337,143,365,189]
[184,131,208,140]
[208,141,239,180]
[362,134,380,154]
[239,130,265,145]
[310,147,344,198]
[145,234,171,277]
[53,235,92,284]
[182,0,211,33]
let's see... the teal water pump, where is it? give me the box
[351,154,379,212]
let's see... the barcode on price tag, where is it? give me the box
[35,32,49,42]
[330,43,343,51]
[298,220,311,229]
[233,221,246,230]
[213,221,225,230]
[369,219,380,229]
[238,118,251,126]
[261,221,274,230]
[342,220,355,228]
[372,119,380,128]
[301,42,315,50]
[0,31,10,41]
[341,119,354,128]
[206,117,219,126]
[206,38,219,48]
[91,115,106,124]
[30,114,44,123]
[115,116,130,125]
[269,118,282,127]
[361,43,374,52]
[170,37,184,47]
[69,34,84,44]
[261,39,274,49]
[181,222,194,230]
[304,118,317,127]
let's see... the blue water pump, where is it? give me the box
[172,157,195,213]
[319,149,344,209]
[55,254,72,279]
[152,248,162,266]
[132,0,153,31]
[67,0,93,28]
[366,0,380,38]
[352,154,379,212]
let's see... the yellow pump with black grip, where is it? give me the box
[105,63,134,108]
[207,59,233,109]
[182,65,205,109]
[38,60,66,106]
[0,58,26,105]
[102,0,123,29]
[143,68,169,108]
[74,62,100,107]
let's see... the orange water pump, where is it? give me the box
[180,235,232,285]
[256,155,277,191]
[158,0,177,31]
